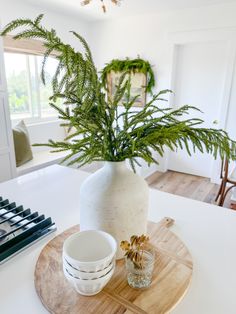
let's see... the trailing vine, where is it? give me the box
[101,58,155,94]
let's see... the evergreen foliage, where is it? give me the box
[1,14,236,171]
[101,58,155,93]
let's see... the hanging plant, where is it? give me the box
[101,58,155,94]
[1,15,236,171]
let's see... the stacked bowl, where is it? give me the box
[63,230,117,296]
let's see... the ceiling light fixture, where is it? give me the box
[81,0,122,13]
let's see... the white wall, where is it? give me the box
[89,2,236,75]
[88,2,236,177]
[1,1,236,179]
[0,0,90,48]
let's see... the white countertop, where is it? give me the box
[0,165,236,314]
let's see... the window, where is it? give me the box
[4,52,61,123]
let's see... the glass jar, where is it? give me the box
[125,249,155,289]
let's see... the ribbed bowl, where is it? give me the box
[63,264,115,296]
[63,257,115,280]
[63,230,117,272]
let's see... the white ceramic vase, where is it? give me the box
[79,161,149,259]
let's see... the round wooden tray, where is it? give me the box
[35,218,193,314]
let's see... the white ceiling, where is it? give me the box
[25,0,236,21]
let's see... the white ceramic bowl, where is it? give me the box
[63,257,115,280]
[63,230,117,272]
[63,264,114,296]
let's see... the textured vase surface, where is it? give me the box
[79,161,149,259]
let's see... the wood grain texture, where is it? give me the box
[230,203,236,210]
[146,170,232,209]
[77,164,232,209]
[34,218,193,314]
[3,35,59,56]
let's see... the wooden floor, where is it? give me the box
[147,170,232,209]
[79,162,233,209]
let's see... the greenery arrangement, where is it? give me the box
[101,58,155,93]
[120,234,150,269]
[1,14,236,171]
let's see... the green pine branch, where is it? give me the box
[101,58,155,93]
[1,14,236,170]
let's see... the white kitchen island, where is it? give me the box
[0,165,236,314]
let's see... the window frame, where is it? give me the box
[3,35,59,125]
